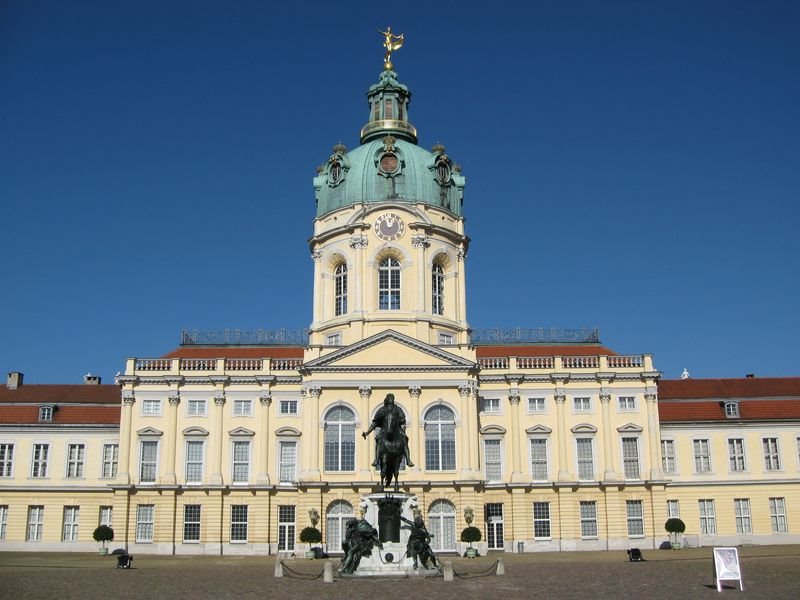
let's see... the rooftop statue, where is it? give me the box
[362,393,413,490]
[378,26,404,70]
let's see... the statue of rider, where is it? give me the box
[362,393,414,468]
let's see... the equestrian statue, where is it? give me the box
[362,393,413,490]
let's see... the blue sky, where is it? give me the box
[2,1,798,383]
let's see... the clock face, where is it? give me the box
[374,212,405,242]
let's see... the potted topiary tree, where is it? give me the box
[461,526,481,558]
[665,518,685,549]
[93,525,114,556]
[299,526,323,558]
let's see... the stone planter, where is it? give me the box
[99,547,109,556]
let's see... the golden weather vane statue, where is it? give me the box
[378,26,404,70]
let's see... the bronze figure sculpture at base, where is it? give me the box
[362,393,414,490]
[339,518,382,575]
[401,515,438,570]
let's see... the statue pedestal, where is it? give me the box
[343,492,437,577]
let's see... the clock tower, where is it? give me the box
[307,62,469,349]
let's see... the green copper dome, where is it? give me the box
[314,70,465,218]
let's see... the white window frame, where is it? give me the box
[626,500,644,538]
[99,506,113,527]
[693,438,712,473]
[278,505,295,552]
[141,399,162,416]
[763,437,781,471]
[0,505,7,540]
[231,440,251,484]
[136,504,154,542]
[579,501,598,539]
[661,439,676,474]
[483,438,503,482]
[621,436,641,479]
[734,498,751,534]
[724,401,740,418]
[699,499,716,534]
[527,397,546,414]
[38,405,54,422]
[66,443,85,478]
[31,443,49,478]
[334,263,348,316]
[575,437,595,481]
[63,506,80,542]
[185,440,205,485]
[324,406,356,473]
[424,405,457,472]
[27,506,44,541]
[728,438,746,472]
[101,443,119,478]
[230,505,248,543]
[573,397,591,413]
[378,256,401,310]
[769,497,788,533]
[667,500,680,518]
[0,443,14,477]
[183,504,201,543]
[533,502,551,540]
[279,399,299,416]
[438,332,454,345]
[480,397,501,414]
[432,263,445,315]
[529,437,549,481]
[326,333,343,346]
[278,439,297,484]
[138,439,159,484]
[617,396,636,411]
[186,398,207,417]
[232,398,253,416]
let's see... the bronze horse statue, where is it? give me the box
[363,393,413,491]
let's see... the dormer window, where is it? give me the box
[723,401,740,418]
[38,405,55,422]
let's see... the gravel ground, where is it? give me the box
[1,546,798,600]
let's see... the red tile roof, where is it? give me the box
[475,345,618,357]
[0,384,121,425]
[162,347,304,359]
[658,378,800,423]
[0,384,121,404]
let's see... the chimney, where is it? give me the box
[7,372,23,389]
[84,373,102,385]
[745,373,755,378]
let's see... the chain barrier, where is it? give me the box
[452,559,499,579]
[279,560,326,580]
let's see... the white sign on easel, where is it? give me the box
[713,547,743,592]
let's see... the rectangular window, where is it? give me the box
[626,500,644,537]
[185,441,204,484]
[279,400,298,415]
[693,439,711,473]
[279,441,297,484]
[232,441,250,484]
[576,438,594,480]
[728,439,746,472]
[230,505,248,542]
[763,437,781,470]
[139,440,158,483]
[183,505,201,542]
[661,440,676,474]
[187,399,206,416]
[233,399,252,416]
[481,398,500,413]
[0,443,14,477]
[484,439,502,481]
[734,498,751,534]
[580,501,598,538]
[438,333,453,345]
[66,444,85,478]
[99,506,113,527]
[699,499,716,534]
[0,505,7,540]
[533,502,551,539]
[326,333,342,346]
[39,405,54,421]
[142,399,161,416]
[530,439,548,480]
[622,437,640,479]
[724,402,740,418]
[102,444,119,478]
[528,397,546,413]
[667,500,680,519]
[573,397,591,412]
[27,506,44,541]
[769,497,788,533]
[31,443,49,478]
[63,506,80,542]
[136,505,154,542]
[278,505,295,551]
[618,396,636,411]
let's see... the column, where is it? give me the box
[162,392,180,485]
[555,392,570,481]
[458,383,474,479]
[456,248,467,336]
[412,234,428,316]
[117,394,135,484]
[407,386,421,475]
[257,393,272,484]
[645,391,663,480]
[359,385,372,479]
[209,394,226,485]
[508,389,523,482]
[600,392,619,481]
[300,386,321,481]
[311,250,323,330]
[350,235,367,315]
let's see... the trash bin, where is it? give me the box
[517,542,524,554]
[116,554,133,569]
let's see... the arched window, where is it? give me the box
[334,263,347,316]
[424,405,456,471]
[378,257,401,310]
[428,500,457,552]
[324,406,355,472]
[432,263,444,315]
[325,500,354,553]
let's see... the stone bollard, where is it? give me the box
[274,559,284,578]
[324,561,334,583]
[496,557,505,576]
[443,561,454,582]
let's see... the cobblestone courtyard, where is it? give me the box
[1,546,799,600]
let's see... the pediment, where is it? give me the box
[526,424,553,435]
[480,425,506,435]
[136,426,163,437]
[571,423,597,434]
[228,427,255,437]
[275,426,302,437]
[304,330,475,372]
[617,422,643,433]
[182,426,209,437]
